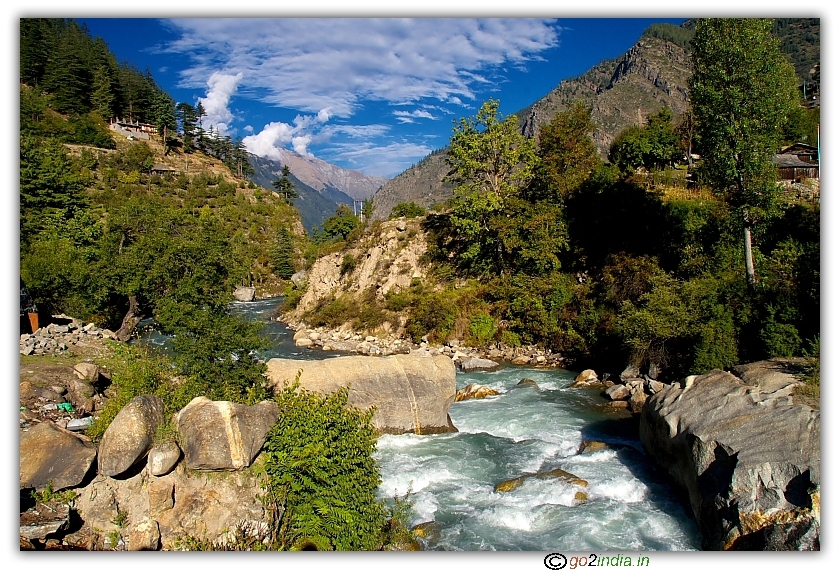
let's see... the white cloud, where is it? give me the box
[198,71,243,136]
[323,141,434,178]
[166,18,558,117]
[242,107,335,158]
[244,125,254,133]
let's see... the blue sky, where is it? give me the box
[77,17,689,178]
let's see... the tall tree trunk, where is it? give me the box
[744,226,756,289]
[115,295,143,341]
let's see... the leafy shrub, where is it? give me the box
[340,254,357,276]
[260,382,386,551]
[389,202,425,219]
[468,313,497,346]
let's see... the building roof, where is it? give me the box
[773,154,818,168]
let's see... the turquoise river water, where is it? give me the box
[138,298,702,551]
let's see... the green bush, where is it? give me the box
[260,382,386,551]
[340,254,357,276]
[389,202,425,219]
[468,313,497,346]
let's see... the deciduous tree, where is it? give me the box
[690,18,799,288]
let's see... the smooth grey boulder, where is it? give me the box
[20,422,97,491]
[175,397,279,470]
[148,442,182,476]
[570,369,599,387]
[459,357,500,372]
[265,354,457,435]
[98,395,165,477]
[640,368,819,550]
[233,286,256,302]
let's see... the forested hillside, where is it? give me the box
[322,19,820,387]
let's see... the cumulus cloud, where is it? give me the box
[242,107,336,158]
[198,71,243,136]
[394,109,437,124]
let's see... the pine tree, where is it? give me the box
[272,166,298,204]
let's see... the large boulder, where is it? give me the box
[459,357,500,372]
[265,354,458,435]
[640,368,819,550]
[233,286,256,302]
[98,395,165,477]
[175,397,279,471]
[20,422,97,491]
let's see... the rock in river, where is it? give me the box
[640,368,819,550]
[265,354,457,435]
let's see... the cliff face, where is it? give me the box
[371,152,453,221]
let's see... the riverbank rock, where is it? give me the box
[74,461,270,550]
[495,468,589,493]
[640,368,819,550]
[20,422,97,491]
[454,383,500,402]
[604,384,630,401]
[459,357,500,372]
[570,369,602,388]
[265,354,457,435]
[175,397,279,471]
[233,286,256,302]
[98,395,165,477]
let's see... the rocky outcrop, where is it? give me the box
[20,502,71,541]
[20,422,97,491]
[233,286,256,302]
[175,397,279,471]
[74,462,269,550]
[98,395,165,477]
[454,383,500,402]
[640,368,819,550]
[265,354,457,435]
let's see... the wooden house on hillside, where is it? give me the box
[774,143,819,181]
[109,118,158,141]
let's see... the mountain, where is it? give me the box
[249,154,354,232]
[372,19,819,219]
[373,24,692,219]
[270,148,389,201]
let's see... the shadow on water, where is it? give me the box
[580,416,702,547]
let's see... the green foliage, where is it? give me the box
[642,22,695,50]
[272,165,299,204]
[31,481,77,505]
[389,201,426,219]
[87,343,172,440]
[322,204,361,241]
[340,254,358,276]
[532,101,600,201]
[691,18,799,229]
[261,382,386,551]
[271,226,296,280]
[468,313,497,346]
[445,99,537,275]
[609,107,682,174]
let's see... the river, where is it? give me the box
[137,298,702,551]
